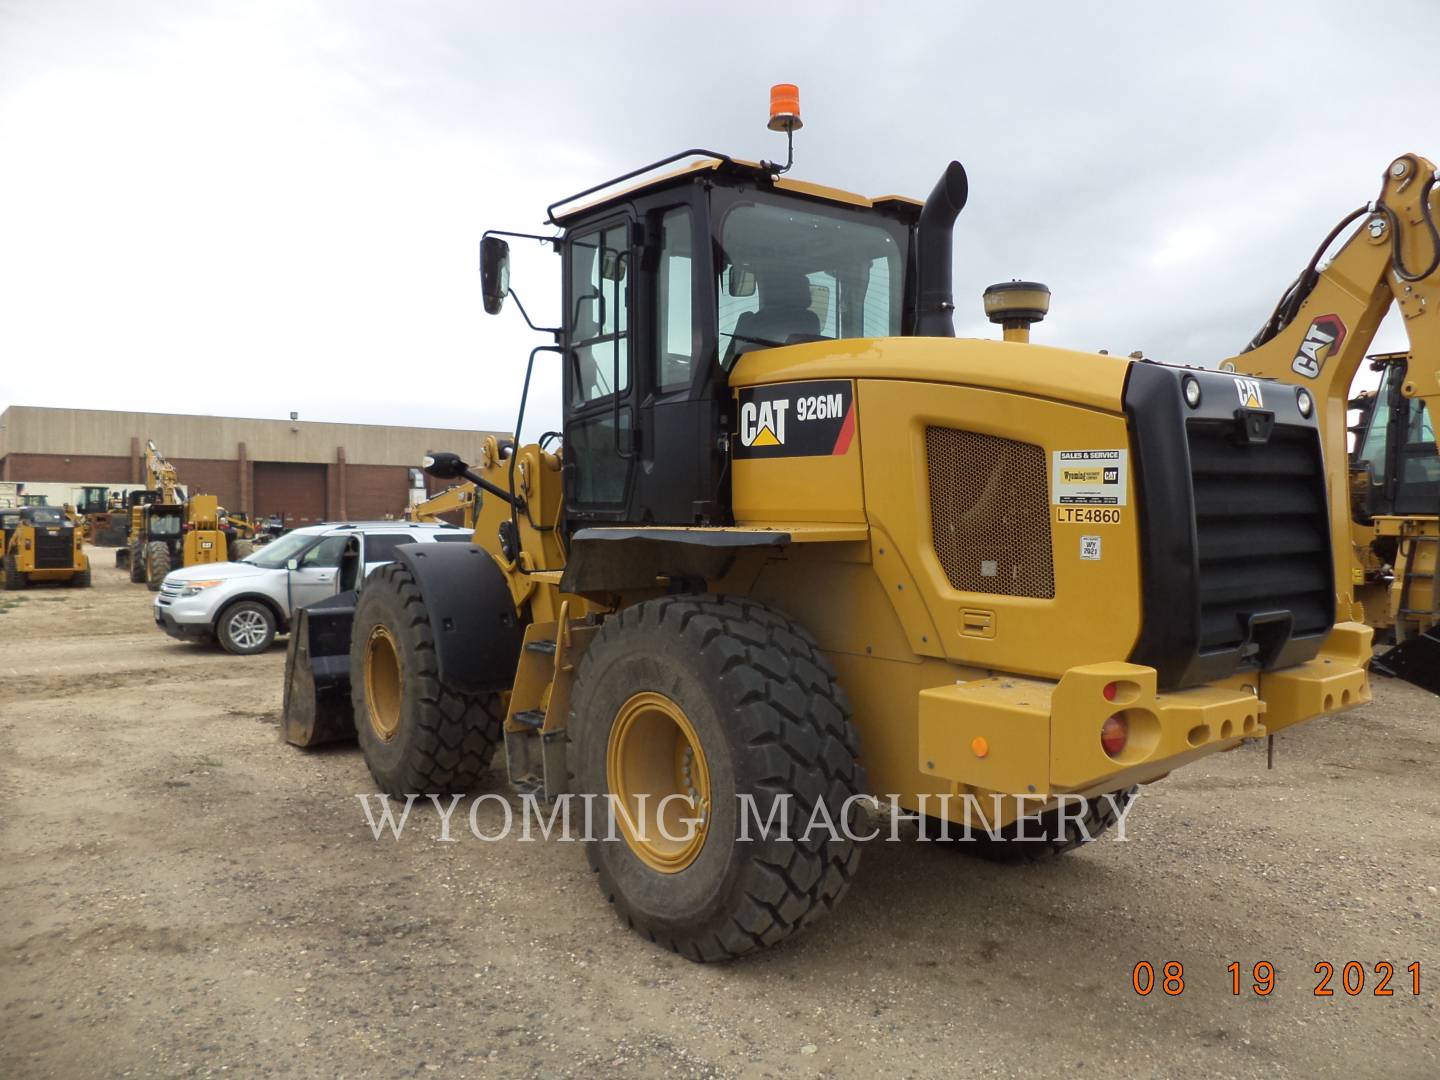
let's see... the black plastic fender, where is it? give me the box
[392,542,526,694]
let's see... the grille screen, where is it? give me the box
[926,427,1055,598]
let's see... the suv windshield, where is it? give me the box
[244,531,320,568]
[717,195,907,367]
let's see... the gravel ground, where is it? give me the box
[1,553,1437,1079]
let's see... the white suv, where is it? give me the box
[155,520,471,654]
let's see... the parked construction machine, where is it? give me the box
[404,480,479,529]
[1214,154,1440,693]
[73,486,131,546]
[115,441,236,589]
[283,92,1426,960]
[3,505,91,589]
[1346,353,1437,689]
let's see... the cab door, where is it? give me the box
[562,215,638,523]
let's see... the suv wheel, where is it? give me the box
[218,600,276,655]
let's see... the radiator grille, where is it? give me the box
[34,528,74,569]
[1186,419,1332,652]
[926,427,1055,598]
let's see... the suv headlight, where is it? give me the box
[180,579,224,597]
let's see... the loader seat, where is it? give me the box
[727,272,821,363]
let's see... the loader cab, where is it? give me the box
[1350,354,1440,520]
[74,486,110,515]
[547,158,918,529]
[0,509,21,551]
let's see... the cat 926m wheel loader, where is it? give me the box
[284,90,1387,960]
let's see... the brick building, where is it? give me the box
[0,406,503,527]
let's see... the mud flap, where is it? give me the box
[282,590,359,747]
[1373,629,1440,695]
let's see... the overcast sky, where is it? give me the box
[1,0,1435,437]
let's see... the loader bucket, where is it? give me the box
[282,590,359,747]
[1372,628,1440,696]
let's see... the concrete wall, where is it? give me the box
[0,406,501,467]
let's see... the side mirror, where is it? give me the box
[480,236,511,315]
[286,558,299,572]
[728,263,757,297]
[422,451,469,480]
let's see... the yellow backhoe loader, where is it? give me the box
[404,480,479,529]
[2,505,91,589]
[1214,155,1440,693]
[115,441,235,589]
[283,94,1396,960]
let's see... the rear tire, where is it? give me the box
[217,600,276,655]
[128,538,145,582]
[572,594,865,961]
[230,538,254,562]
[144,541,170,591]
[70,565,92,588]
[3,554,25,590]
[351,561,504,796]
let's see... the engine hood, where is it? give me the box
[729,335,1133,414]
[164,560,273,584]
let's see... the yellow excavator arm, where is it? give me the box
[1223,152,1440,618]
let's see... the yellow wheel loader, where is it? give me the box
[2,505,91,589]
[283,95,1386,960]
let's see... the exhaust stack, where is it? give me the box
[915,161,969,337]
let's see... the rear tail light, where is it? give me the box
[1101,713,1128,757]
[1103,682,1118,702]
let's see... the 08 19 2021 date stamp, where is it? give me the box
[1131,960,1422,998]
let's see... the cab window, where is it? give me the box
[716,196,907,367]
[656,207,694,393]
[568,223,630,403]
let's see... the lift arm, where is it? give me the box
[1223,152,1440,616]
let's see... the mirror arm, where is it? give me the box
[507,287,561,339]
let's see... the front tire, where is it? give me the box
[217,600,276,655]
[351,561,504,796]
[143,542,170,591]
[127,539,145,582]
[3,554,24,590]
[572,594,864,962]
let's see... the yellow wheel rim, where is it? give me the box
[364,626,402,742]
[606,691,711,873]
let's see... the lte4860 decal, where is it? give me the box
[735,380,856,459]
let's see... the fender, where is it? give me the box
[393,542,526,693]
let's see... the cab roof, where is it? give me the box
[549,151,923,226]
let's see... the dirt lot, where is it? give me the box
[1,553,1437,1079]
